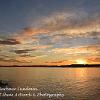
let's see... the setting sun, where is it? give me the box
[76,59,87,64]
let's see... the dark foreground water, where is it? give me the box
[0,67,100,100]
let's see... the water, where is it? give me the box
[0,67,100,100]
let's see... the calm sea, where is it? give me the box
[0,67,100,100]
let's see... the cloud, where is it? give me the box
[0,58,5,61]
[16,10,100,40]
[21,27,49,35]
[52,45,100,56]
[34,11,99,34]
[0,38,21,45]
[0,57,21,63]
[36,45,52,49]
[39,11,86,30]
[45,60,72,65]
[23,11,87,34]
[12,10,99,50]
[87,56,100,64]
[15,56,40,63]
[13,49,35,54]
[20,54,31,57]
[13,45,51,54]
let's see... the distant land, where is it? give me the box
[0,64,100,67]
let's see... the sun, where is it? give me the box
[76,59,87,64]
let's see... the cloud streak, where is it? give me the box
[0,38,21,45]
[13,49,36,54]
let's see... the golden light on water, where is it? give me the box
[76,59,87,64]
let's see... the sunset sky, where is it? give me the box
[0,0,100,65]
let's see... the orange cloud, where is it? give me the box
[21,27,49,35]
[45,60,72,65]
[87,56,100,64]
[52,45,99,55]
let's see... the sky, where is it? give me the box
[0,0,100,65]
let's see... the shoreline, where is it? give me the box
[0,64,100,68]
